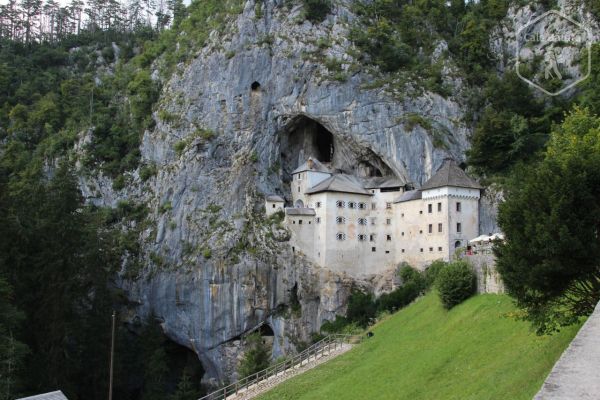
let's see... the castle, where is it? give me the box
[266,158,482,276]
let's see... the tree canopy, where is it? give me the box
[495,107,600,333]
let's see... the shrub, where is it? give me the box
[174,140,187,156]
[436,260,476,309]
[140,163,158,181]
[239,332,270,378]
[424,260,446,287]
[112,175,126,191]
[346,289,376,328]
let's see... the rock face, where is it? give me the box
[111,0,475,384]
[84,0,595,385]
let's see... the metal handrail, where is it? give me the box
[199,334,363,400]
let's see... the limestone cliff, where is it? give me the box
[78,0,597,384]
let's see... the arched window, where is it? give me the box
[358,218,368,225]
[336,200,345,208]
[336,216,346,224]
[455,240,461,249]
[336,232,346,241]
[251,81,261,91]
[295,199,304,208]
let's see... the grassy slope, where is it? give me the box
[259,293,582,400]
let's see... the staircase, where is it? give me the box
[199,334,363,400]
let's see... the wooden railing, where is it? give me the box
[199,334,363,400]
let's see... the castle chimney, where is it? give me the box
[307,157,314,170]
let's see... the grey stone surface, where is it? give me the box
[534,301,600,400]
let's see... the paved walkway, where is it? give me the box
[226,343,352,400]
[534,301,600,400]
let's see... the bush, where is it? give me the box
[436,260,476,309]
[346,289,376,328]
[239,332,270,378]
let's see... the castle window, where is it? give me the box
[299,220,302,225]
[386,234,392,241]
[372,247,376,252]
[251,81,261,91]
[386,202,392,209]
[456,202,462,212]
[336,232,346,241]
[298,186,301,192]
[370,218,376,225]
[437,202,442,212]
[401,249,405,253]
[419,230,423,234]
[438,246,442,251]
[386,218,392,225]
[272,204,276,208]
[438,223,442,232]
[428,204,432,213]
[420,248,423,252]
[358,202,367,210]
[336,216,346,224]
[293,220,296,224]
[419,210,423,214]
[371,203,376,210]
[455,240,461,248]
[429,247,433,252]
[316,217,321,223]
[428,224,432,233]
[457,222,462,233]
[401,232,404,236]
[308,221,311,224]
[315,201,321,208]
[336,200,345,208]
[401,213,404,218]
[348,201,356,209]
[369,234,376,242]
[385,250,390,254]
[358,218,368,225]
[358,234,367,241]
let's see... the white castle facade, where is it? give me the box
[266,158,482,276]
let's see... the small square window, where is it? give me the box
[372,247,376,252]
[428,224,432,233]
[386,202,392,209]
[419,210,423,215]
[428,204,432,213]
[401,232,404,236]
[401,213,404,217]
[401,249,405,253]
[429,247,433,252]
[299,220,302,225]
[438,223,442,233]
[385,250,390,254]
[371,203,376,210]
[457,222,462,233]
[420,248,423,252]
[298,186,301,192]
[386,234,392,241]
[419,230,423,234]
[316,217,321,223]
[437,202,442,212]
[456,202,462,212]
[386,218,392,225]
[272,204,276,208]
[369,234,376,242]
[316,201,321,208]
[308,221,311,224]
[293,220,296,224]
[438,247,442,251]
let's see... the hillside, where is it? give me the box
[258,293,582,400]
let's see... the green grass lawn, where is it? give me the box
[258,292,582,400]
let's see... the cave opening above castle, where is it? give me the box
[266,158,483,276]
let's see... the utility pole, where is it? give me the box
[108,311,116,400]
